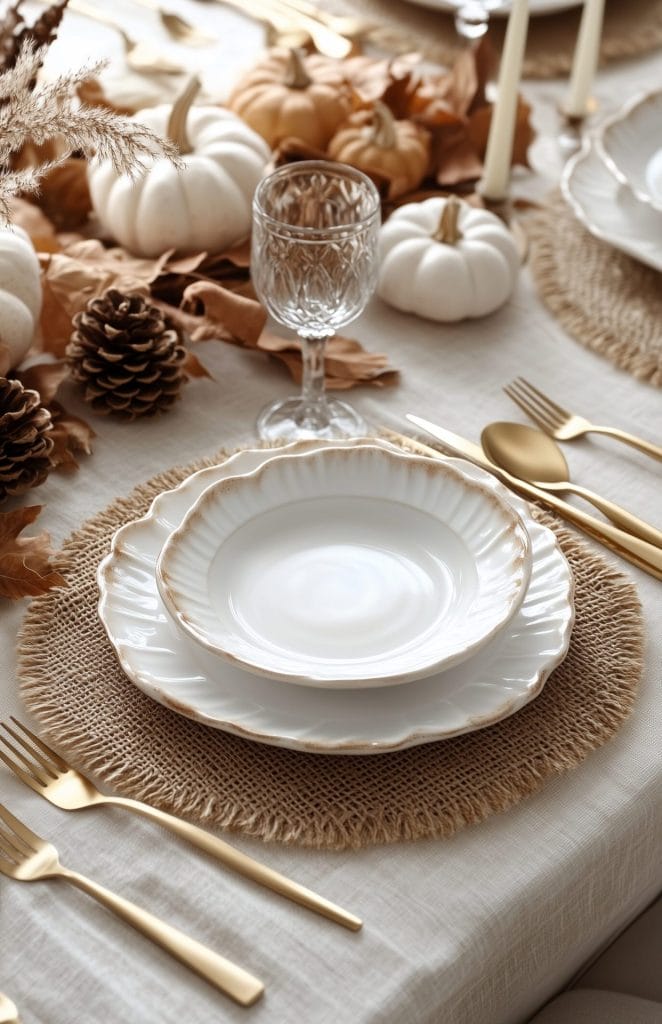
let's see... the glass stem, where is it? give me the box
[300,333,328,410]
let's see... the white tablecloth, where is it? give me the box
[1,4,661,1022]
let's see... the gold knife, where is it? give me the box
[384,416,662,582]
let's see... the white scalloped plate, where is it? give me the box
[97,440,574,755]
[596,91,662,213]
[156,445,531,688]
[562,139,662,273]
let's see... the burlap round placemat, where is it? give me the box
[328,0,662,79]
[17,448,644,850]
[527,190,662,388]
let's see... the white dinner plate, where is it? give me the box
[157,445,531,688]
[561,139,662,273]
[97,440,574,755]
[403,0,582,16]
[596,91,662,213]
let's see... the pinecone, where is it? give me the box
[66,289,186,420]
[0,377,54,503]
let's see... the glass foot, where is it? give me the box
[257,396,368,443]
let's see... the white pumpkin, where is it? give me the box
[377,196,520,322]
[0,225,41,372]
[88,78,271,258]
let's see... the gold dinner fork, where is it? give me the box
[504,377,662,462]
[0,992,20,1024]
[0,719,361,931]
[0,802,263,1006]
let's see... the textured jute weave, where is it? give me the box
[17,447,644,850]
[328,0,662,79]
[527,191,662,388]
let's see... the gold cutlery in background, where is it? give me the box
[0,993,20,1024]
[67,0,186,75]
[0,803,264,1006]
[133,0,216,46]
[215,0,355,57]
[386,417,662,581]
[504,377,662,462]
[481,422,662,549]
[0,719,362,933]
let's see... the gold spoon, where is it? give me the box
[481,421,662,550]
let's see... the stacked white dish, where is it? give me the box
[562,91,662,272]
[97,439,575,755]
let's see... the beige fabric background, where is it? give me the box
[1,6,661,1024]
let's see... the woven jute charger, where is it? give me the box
[527,190,662,388]
[17,445,644,850]
[328,0,662,79]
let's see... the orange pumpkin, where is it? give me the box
[328,102,431,199]
[228,47,355,150]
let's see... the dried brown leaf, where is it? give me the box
[8,196,58,248]
[180,280,266,346]
[47,400,95,471]
[257,331,398,390]
[76,78,137,116]
[182,350,212,380]
[17,360,68,404]
[33,158,92,230]
[0,505,66,600]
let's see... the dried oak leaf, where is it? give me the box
[34,159,92,230]
[179,280,267,346]
[9,197,59,252]
[16,361,95,470]
[342,53,423,106]
[258,332,399,390]
[0,505,66,600]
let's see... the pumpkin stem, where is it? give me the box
[284,47,312,89]
[167,75,202,155]
[432,197,463,245]
[370,101,397,149]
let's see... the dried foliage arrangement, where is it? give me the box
[0,40,178,224]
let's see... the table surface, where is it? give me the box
[1,4,661,1023]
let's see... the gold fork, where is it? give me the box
[0,802,263,1006]
[0,993,20,1024]
[505,378,662,462]
[0,719,361,931]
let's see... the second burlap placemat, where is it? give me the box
[527,190,662,388]
[328,0,662,79]
[17,446,644,850]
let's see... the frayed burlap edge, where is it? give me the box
[526,191,662,388]
[16,444,645,849]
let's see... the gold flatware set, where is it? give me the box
[396,379,661,582]
[0,718,361,1006]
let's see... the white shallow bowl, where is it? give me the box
[562,139,662,273]
[97,440,574,755]
[596,91,662,213]
[156,445,531,688]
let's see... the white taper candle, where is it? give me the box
[564,0,605,118]
[479,0,530,202]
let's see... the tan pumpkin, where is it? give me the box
[227,47,354,150]
[328,102,431,199]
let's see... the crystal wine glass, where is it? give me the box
[251,161,381,443]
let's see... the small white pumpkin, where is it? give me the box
[377,196,520,322]
[88,78,271,258]
[0,225,41,372]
